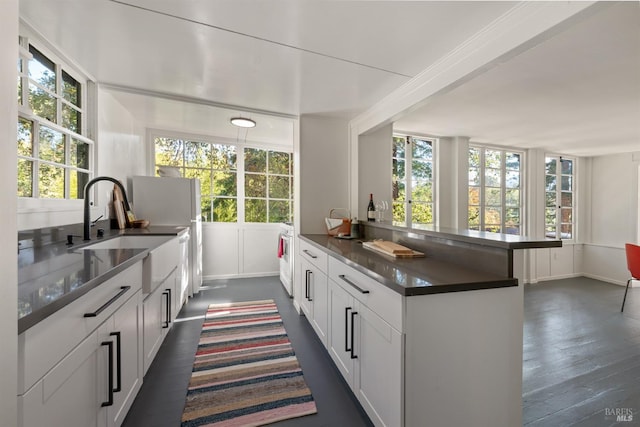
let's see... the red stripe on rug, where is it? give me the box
[202,315,282,327]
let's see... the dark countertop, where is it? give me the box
[18,226,187,334]
[300,234,518,296]
[364,221,562,249]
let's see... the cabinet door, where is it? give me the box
[299,258,313,319]
[355,305,403,427]
[327,279,356,387]
[309,267,328,347]
[19,332,102,427]
[142,283,170,374]
[102,291,143,427]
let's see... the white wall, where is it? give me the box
[202,223,280,280]
[359,124,392,221]
[299,115,350,234]
[97,87,147,197]
[1,1,19,426]
[580,152,639,284]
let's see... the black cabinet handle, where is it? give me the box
[101,340,114,407]
[110,332,122,393]
[345,307,352,352]
[166,287,172,324]
[308,271,313,302]
[350,311,358,359]
[338,275,370,295]
[84,286,131,318]
[162,291,170,328]
[303,249,317,259]
[305,270,310,300]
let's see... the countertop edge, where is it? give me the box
[363,221,562,250]
[18,229,187,334]
[299,234,518,297]
[17,250,148,334]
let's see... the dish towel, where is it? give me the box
[277,234,284,258]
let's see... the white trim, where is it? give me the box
[582,273,627,287]
[19,19,95,83]
[203,272,279,281]
[348,1,597,220]
[101,82,297,120]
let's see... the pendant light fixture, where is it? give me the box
[230,117,256,128]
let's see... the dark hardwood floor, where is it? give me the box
[523,277,640,426]
[123,275,640,427]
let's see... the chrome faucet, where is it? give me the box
[83,176,132,241]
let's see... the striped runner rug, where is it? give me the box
[181,299,318,427]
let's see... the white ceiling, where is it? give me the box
[19,1,640,156]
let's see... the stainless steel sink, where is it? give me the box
[78,235,178,293]
[78,236,174,250]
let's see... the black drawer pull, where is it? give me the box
[166,287,172,324]
[162,291,170,328]
[84,286,131,318]
[307,271,313,302]
[303,249,317,259]
[345,307,352,353]
[101,340,114,407]
[338,275,370,294]
[350,311,358,359]
[110,332,122,393]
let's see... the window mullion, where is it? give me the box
[405,137,413,226]
[64,134,70,198]
[501,151,506,233]
[238,148,245,225]
[479,149,485,231]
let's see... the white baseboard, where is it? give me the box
[582,273,627,286]
[202,272,279,281]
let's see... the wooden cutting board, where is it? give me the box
[362,240,424,258]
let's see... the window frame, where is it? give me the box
[17,35,93,203]
[467,144,525,235]
[392,134,436,228]
[544,154,575,241]
[151,130,293,225]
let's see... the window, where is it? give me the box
[17,40,92,199]
[545,156,574,239]
[468,146,523,235]
[244,148,293,223]
[392,135,435,227]
[154,136,293,223]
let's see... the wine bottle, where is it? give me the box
[367,193,375,222]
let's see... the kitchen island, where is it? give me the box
[297,225,559,427]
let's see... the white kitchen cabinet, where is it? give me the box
[299,256,329,347]
[355,303,403,427]
[100,289,143,427]
[19,331,102,427]
[19,286,143,427]
[327,278,357,384]
[142,269,176,374]
[328,273,403,427]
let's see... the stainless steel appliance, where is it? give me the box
[279,223,294,296]
[132,176,203,296]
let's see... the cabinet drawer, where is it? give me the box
[299,239,328,272]
[329,257,403,331]
[18,261,142,394]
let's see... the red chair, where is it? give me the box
[621,243,640,312]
